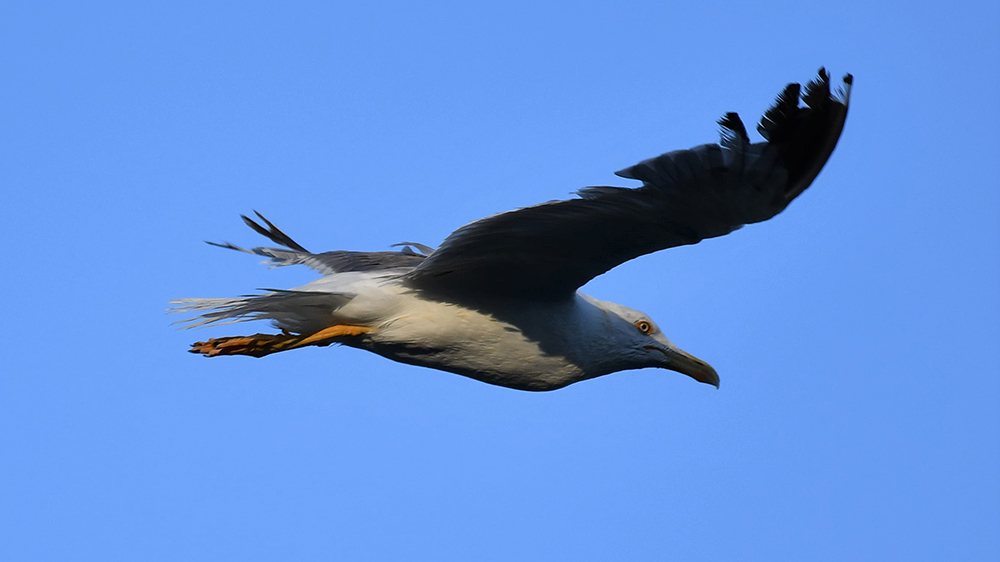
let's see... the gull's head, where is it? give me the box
[591,299,720,388]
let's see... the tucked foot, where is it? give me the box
[190,325,371,358]
[190,333,290,357]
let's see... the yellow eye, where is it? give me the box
[636,320,653,334]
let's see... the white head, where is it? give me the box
[583,296,720,387]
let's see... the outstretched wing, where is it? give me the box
[406,70,852,300]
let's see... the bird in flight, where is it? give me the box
[172,69,852,391]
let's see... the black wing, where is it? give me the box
[406,70,852,300]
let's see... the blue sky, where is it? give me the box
[2,1,997,560]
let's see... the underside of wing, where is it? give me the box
[406,69,852,300]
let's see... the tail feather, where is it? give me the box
[169,290,355,333]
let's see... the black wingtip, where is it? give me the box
[239,211,309,253]
[757,83,802,142]
[765,68,852,202]
[240,213,270,238]
[802,69,832,111]
[838,73,854,104]
[718,112,749,148]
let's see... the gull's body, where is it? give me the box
[172,70,851,391]
[355,287,685,391]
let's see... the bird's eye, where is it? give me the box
[636,321,653,334]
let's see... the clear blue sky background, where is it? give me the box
[2,1,997,560]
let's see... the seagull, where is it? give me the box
[171,69,852,391]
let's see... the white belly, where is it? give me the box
[356,293,590,391]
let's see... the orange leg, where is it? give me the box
[190,324,371,358]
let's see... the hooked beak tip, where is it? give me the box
[689,362,721,388]
[646,345,720,388]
